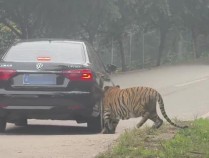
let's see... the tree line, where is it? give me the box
[1,0,209,71]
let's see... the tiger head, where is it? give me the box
[103,85,120,92]
[102,119,119,134]
[102,85,120,103]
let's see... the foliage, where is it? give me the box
[0,24,17,54]
[1,0,209,70]
[97,119,209,158]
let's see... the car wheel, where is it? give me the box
[87,101,104,133]
[15,119,28,126]
[0,117,6,133]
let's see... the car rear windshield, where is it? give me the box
[3,41,86,64]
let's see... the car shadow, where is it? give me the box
[3,124,99,135]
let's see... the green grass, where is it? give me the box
[97,119,209,158]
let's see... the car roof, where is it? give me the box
[13,39,86,46]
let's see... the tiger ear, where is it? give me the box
[116,85,120,88]
[104,86,110,91]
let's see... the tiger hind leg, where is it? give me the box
[136,112,150,128]
[149,114,163,129]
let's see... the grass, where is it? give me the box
[97,119,209,158]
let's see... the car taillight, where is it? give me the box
[62,69,93,81]
[0,68,17,80]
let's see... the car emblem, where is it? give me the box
[36,63,43,70]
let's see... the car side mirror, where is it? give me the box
[106,64,117,73]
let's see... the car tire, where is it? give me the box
[87,101,104,133]
[0,117,6,133]
[15,119,28,126]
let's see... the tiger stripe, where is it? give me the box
[101,85,188,134]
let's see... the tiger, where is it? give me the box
[101,85,188,134]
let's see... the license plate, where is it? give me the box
[23,74,56,85]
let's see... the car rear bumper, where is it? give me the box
[0,90,96,121]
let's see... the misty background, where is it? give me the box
[1,0,209,71]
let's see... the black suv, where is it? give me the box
[0,39,115,133]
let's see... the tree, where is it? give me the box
[0,24,17,54]
[101,0,135,71]
[170,0,209,58]
[0,0,45,39]
[135,0,172,66]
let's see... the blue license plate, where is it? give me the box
[23,74,56,85]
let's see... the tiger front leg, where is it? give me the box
[101,110,111,134]
[101,118,112,134]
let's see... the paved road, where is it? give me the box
[1,64,209,158]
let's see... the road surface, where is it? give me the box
[0,64,209,158]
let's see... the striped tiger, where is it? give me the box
[102,85,188,134]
